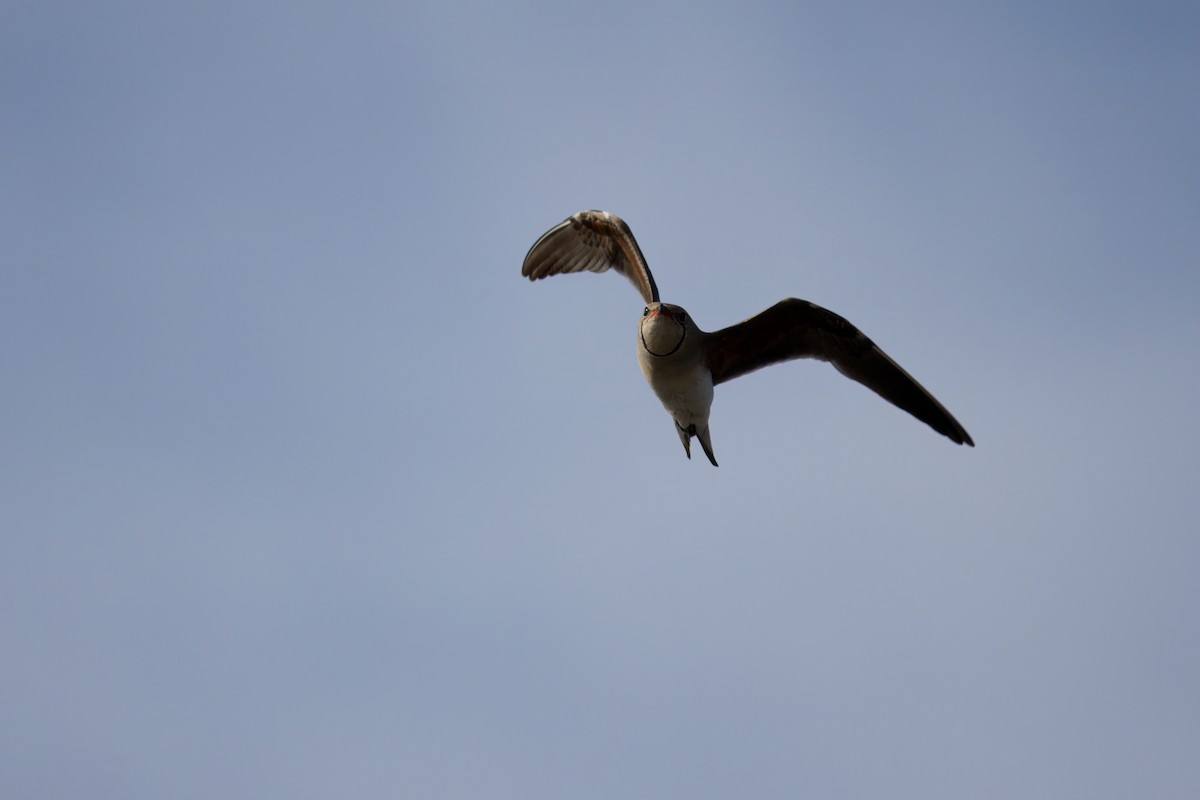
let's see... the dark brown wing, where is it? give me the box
[521,210,659,304]
[705,298,974,446]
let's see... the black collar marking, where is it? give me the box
[641,320,687,358]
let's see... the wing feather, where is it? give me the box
[705,299,974,446]
[521,210,659,304]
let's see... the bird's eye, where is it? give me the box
[678,312,686,323]
[643,307,650,317]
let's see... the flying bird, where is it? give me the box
[521,210,974,465]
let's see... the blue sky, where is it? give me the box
[3,1,1199,797]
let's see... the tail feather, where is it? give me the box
[675,422,719,467]
[696,426,718,467]
[674,422,692,459]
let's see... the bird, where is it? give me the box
[521,209,974,466]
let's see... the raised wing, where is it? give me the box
[705,298,974,446]
[521,210,660,304]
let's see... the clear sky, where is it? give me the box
[4,1,1199,797]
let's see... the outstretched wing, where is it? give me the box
[521,210,660,304]
[705,298,974,446]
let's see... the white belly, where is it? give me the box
[637,350,714,429]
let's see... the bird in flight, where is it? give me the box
[521,210,974,466]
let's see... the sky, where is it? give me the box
[3,1,1199,797]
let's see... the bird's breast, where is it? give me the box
[636,344,714,422]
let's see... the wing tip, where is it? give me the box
[945,425,974,447]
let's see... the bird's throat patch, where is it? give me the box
[640,320,686,357]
